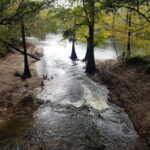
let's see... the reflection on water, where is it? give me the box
[0,34,148,150]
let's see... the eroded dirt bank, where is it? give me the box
[93,60,150,146]
[0,43,43,120]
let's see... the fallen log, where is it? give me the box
[0,38,40,61]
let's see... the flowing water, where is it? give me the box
[0,34,149,150]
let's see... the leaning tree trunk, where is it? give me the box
[70,34,77,60]
[21,19,31,78]
[86,0,96,74]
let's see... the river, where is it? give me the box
[0,34,148,150]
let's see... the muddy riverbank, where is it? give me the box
[94,59,150,146]
[0,43,43,120]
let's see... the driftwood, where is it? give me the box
[0,38,40,61]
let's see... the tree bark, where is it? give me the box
[21,19,31,78]
[83,37,90,61]
[86,0,96,74]
[127,10,132,57]
[70,34,77,60]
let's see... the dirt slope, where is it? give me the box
[0,43,43,119]
[93,60,150,146]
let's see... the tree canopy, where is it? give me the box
[1,0,150,72]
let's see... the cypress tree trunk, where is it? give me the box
[127,11,132,57]
[21,19,31,78]
[84,37,90,61]
[70,34,77,60]
[86,24,96,73]
[86,0,96,74]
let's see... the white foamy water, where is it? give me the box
[29,34,111,110]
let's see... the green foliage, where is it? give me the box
[0,23,21,56]
[0,0,45,25]
[0,0,44,56]
[126,55,150,70]
[102,6,150,55]
[55,3,108,46]
[0,0,150,59]
[0,42,6,56]
[94,28,108,46]
[25,9,60,39]
[125,54,150,73]
[126,56,144,64]
[0,0,57,55]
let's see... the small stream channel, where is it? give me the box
[0,34,149,150]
